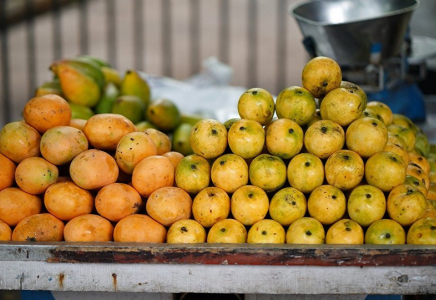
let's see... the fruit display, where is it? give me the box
[1,56,436,246]
[35,55,202,156]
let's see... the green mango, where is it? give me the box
[35,79,63,97]
[172,123,194,156]
[111,95,145,124]
[95,82,120,114]
[120,70,151,109]
[180,113,204,126]
[146,98,181,132]
[69,102,95,120]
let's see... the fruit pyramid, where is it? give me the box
[0,56,435,245]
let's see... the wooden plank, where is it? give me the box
[1,242,436,267]
[1,260,435,294]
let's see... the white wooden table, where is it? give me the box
[1,242,435,295]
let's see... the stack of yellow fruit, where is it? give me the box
[0,56,435,245]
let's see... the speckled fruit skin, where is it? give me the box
[269,187,307,226]
[249,154,287,193]
[286,217,325,244]
[287,153,324,194]
[231,185,269,226]
[265,118,304,160]
[207,219,247,244]
[237,88,275,126]
[387,184,427,227]
[365,219,405,245]
[228,119,265,159]
[301,56,342,99]
[325,150,364,191]
[347,185,386,227]
[192,187,230,228]
[275,86,316,126]
[320,87,365,126]
[211,153,248,193]
[346,117,388,158]
[247,219,285,244]
[307,185,346,225]
[304,119,345,159]
[166,219,206,244]
[365,151,406,192]
[326,219,364,245]
[407,218,436,245]
[190,119,227,160]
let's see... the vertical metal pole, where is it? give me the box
[0,0,11,123]
[161,0,172,77]
[276,0,287,93]
[52,0,62,60]
[79,0,89,55]
[247,0,257,88]
[190,0,200,75]
[106,0,117,68]
[219,0,229,64]
[26,0,36,98]
[133,0,144,70]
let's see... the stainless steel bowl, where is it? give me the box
[290,0,420,66]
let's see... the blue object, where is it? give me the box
[21,290,56,300]
[365,296,402,300]
[366,82,426,122]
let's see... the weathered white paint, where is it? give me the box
[1,261,435,294]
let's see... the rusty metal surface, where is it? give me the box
[1,242,436,266]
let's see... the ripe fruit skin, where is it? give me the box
[365,219,405,245]
[249,154,287,193]
[146,187,192,227]
[114,214,166,243]
[207,219,247,243]
[324,150,364,191]
[286,217,325,244]
[231,185,269,226]
[308,185,346,225]
[45,181,94,221]
[64,214,113,242]
[15,157,59,195]
[366,101,393,126]
[407,218,436,245]
[228,119,265,159]
[320,87,365,126]
[326,219,364,245]
[23,94,72,133]
[347,185,386,227]
[70,149,119,190]
[167,219,206,244]
[387,184,426,227]
[115,131,157,174]
[304,119,344,159]
[190,119,227,159]
[211,154,248,193]
[0,220,12,241]
[192,187,230,228]
[269,187,306,226]
[12,213,64,242]
[237,88,275,125]
[346,117,388,158]
[175,154,210,195]
[0,153,16,191]
[0,121,41,163]
[40,126,89,165]
[287,153,324,194]
[247,219,285,244]
[275,86,316,126]
[265,118,304,160]
[144,128,172,155]
[0,188,42,226]
[365,151,406,192]
[302,56,342,99]
[95,183,142,222]
[83,113,136,151]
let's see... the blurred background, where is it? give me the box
[0,0,434,128]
